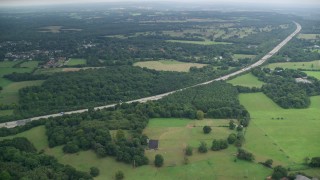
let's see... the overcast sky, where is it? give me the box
[1,0,320,7]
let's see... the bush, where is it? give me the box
[90,167,100,177]
[198,141,208,153]
[272,166,287,180]
[227,133,237,144]
[185,145,193,156]
[237,148,254,161]
[154,154,164,167]
[203,126,212,134]
[309,157,320,167]
[115,170,124,180]
[211,139,228,151]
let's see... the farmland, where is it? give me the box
[265,60,320,70]
[233,54,256,60]
[65,58,87,66]
[228,73,264,88]
[0,80,44,104]
[166,40,231,45]
[240,93,320,165]
[304,71,320,79]
[133,60,207,72]
[297,34,320,40]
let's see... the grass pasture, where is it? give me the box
[1,119,272,180]
[233,54,256,60]
[65,58,87,66]
[166,40,231,45]
[0,80,44,104]
[303,71,320,80]
[0,61,20,68]
[265,60,320,70]
[227,73,264,88]
[134,60,207,72]
[19,61,39,68]
[240,93,320,165]
[297,34,320,40]
[33,68,63,75]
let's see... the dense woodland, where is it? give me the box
[0,137,92,179]
[13,66,232,119]
[252,68,320,108]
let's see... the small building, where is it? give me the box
[148,139,159,150]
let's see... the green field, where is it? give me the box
[0,67,35,88]
[34,68,63,75]
[233,54,256,60]
[303,71,320,80]
[227,73,264,88]
[0,110,14,116]
[0,61,20,68]
[166,40,231,45]
[20,61,39,68]
[265,60,320,70]
[240,93,320,167]
[0,80,44,104]
[0,119,272,180]
[297,34,320,40]
[65,58,87,66]
[134,60,207,72]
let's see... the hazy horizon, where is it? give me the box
[1,0,320,7]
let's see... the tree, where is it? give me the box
[227,133,237,144]
[185,145,193,156]
[264,159,273,168]
[196,110,204,120]
[203,126,212,134]
[211,139,220,151]
[198,141,208,153]
[237,148,254,161]
[309,157,320,167]
[115,170,124,180]
[229,120,236,130]
[90,167,100,177]
[154,154,164,167]
[272,165,288,180]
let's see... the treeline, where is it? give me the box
[269,38,320,63]
[252,68,320,108]
[0,137,92,179]
[158,81,250,126]
[12,65,233,120]
[4,72,49,82]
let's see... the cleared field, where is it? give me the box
[65,58,87,66]
[134,60,207,72]
[303,71,320,80]
[20,61,39,68]
[0,67,34,88]
[0,126,48,151]
[297,34,320,40]
[227,73,264,88]
[0,110,13,116]
[34,68,63,75]
[0,61,20,68]
[166,40,231,45]
[265,60,320,70]
[0,80,44,104]
[233,54,256,60]
[240,93,320,165]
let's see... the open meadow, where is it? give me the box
[0,119,272,180]
[265,60,320,70]
[227,73,264,88]
[240,93,320,168]
[134,60,207,72]
[303,71,320,80]
[65,58,87,66]
[166,40,231,45]
[297,34,320,40]
[0,80,44,105]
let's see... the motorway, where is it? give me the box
[0,22,301,129]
